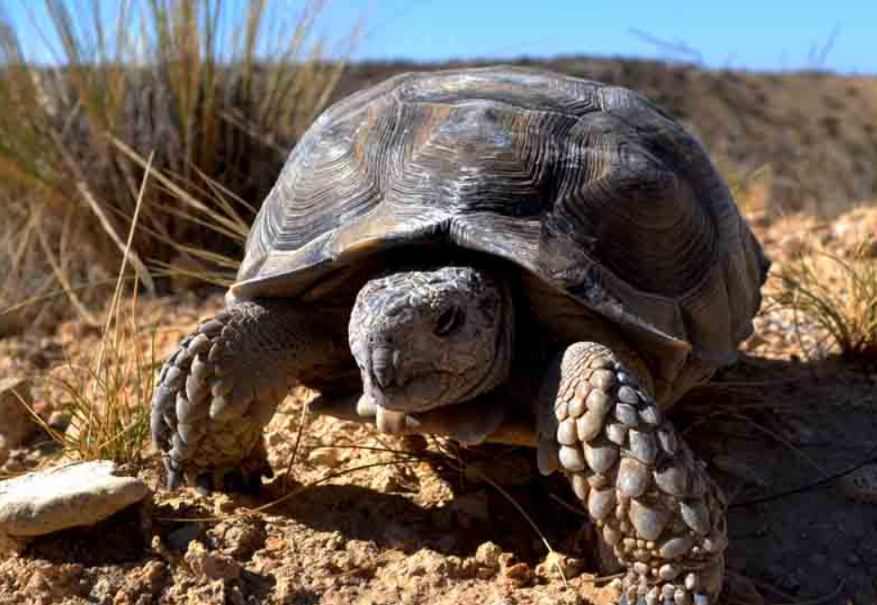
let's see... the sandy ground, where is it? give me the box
[1,208,876,605]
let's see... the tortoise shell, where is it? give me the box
[230,66,769,404]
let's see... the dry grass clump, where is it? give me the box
[37,160,157,464]
[0,0,354,322]
[774,239,877,361]
[46,288,157,463]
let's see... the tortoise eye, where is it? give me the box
[435,306,465,337]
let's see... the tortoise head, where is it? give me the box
[348,263,514,413]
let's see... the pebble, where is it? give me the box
[538,551,584,579]
[475,541,502,568]
[185,541,243,581]
[308,447,344,468]
[502,561,534,587]
[0,461,149,552]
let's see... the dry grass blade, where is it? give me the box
[31,154,157,464]
[774,240,877,360]
[0,0,355,322]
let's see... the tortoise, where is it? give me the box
[151,65,769,605]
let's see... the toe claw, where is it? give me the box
[195,472,214,496]
[164,457,183,490]
[167,469,183,491]
[223,470,244,493]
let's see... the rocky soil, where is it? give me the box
[2,58,877,605]
[0,204,875,605]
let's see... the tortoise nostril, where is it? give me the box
[372,346,396,389]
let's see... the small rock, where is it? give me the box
[307,447,344,468]
[187,579,232,605]
[0,378,37,448]
[536,551,585,580]
[475,541,503,569]
[208,517,267,558]
[112,560,168,605]
[185,541,243,581]
[370,464,419,493]
[503,562,534,587]
[0,460,149,553]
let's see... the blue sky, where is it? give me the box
[336,0,875,72]
[5,0,876,73]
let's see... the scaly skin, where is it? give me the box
[150,299,349,493]
[536,342,727,605]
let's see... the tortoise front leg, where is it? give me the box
[150,299,349,494]
[536,342,727,605]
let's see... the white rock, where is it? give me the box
[0,460,149,551]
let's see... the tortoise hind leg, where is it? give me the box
[536,342,727,605]
[150,299,349,494]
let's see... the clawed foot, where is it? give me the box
[616,557,724,605]
[151,303,294,496]
[538,342,727,605]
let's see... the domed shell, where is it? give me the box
[231,66,769,403]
